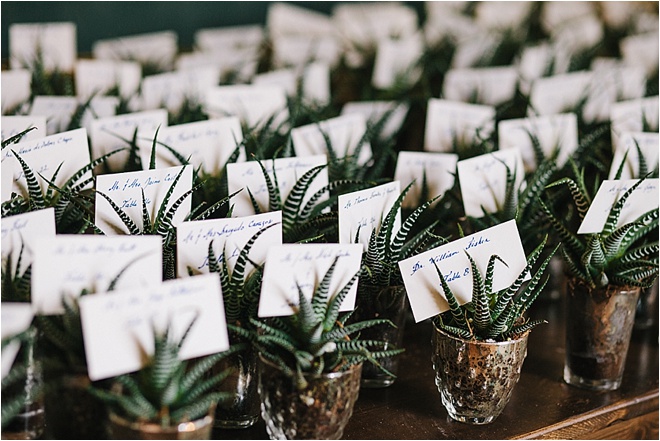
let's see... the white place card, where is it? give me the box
[138,117,245,174]
[424,99,496,152]
[608,132,660,180]
[74,59,142,100]
[424,5,479,47]
[271,35,340,70]
[450,33,499,69]
[620,31,660,78]
[291,113,372,165]
[267,2,336,38]
[1,303,34,379]
[95,165,193,235]
[610,96,659,150]
[301,62,331,107]
[226,155,328,217]
[552,14,603,54]
[1,208,56,277]
[399,219,528,322]
[177,49,259,84]
[89,109,168,171]
[9,22,76,72]
[29,96,78,135]
[457,148,525,218]
[498,113,578,171]
[541,1,595,33]
[2,164,12,202]
[195,25,264,53]
[80,274,229,381]
[372,33,423,90]
[528,71,593,116]
[443,66,519,106]
[333,2,418,49]
[80,96,120,133]
[341,101,409,141]
[32,235,162,315]
[517,43,556,91]
[258,243,363,317]
[582,64,647,124]
[338,181,401,248]
[252,69,298,97]
[1,128,92,202]
[1,69,31,114]
[1,116,47,144]
[394,151,458,209]
[474,1,532,30]
[92,31,178,71]
[177,211,282,278]
[140,67,220,113]
[578,179,659,234]
[205,85,289,131]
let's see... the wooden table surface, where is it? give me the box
[214,297,659,440]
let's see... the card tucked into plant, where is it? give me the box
[94,165,193,235]
[258,243,363,317]
[31,235,162,315]
[577,179,659,234]
[338,180,401,247]
[177,210,282,277]
[1,207,56,277]
[226,155,328,217]
[79,274,230,381]
[399,219,529,322]
[457,148,525,218]
[1,128,92,202]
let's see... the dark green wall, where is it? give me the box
[2,1,425,60]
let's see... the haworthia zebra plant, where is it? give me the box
[249,256,403,389]
[540,163,659,289]
[95,165,239,280]
[360,181,445,290]
[432,235,559,341]
[1,148,125,234]
[201,224,277,330]
[468,154,558,254]
[89,319,237,428]
[1,327,40,429]
[1,243,31,303]
[248,159,372,244]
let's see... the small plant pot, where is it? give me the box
[43,370,107,439]
[2,329,45,440]
[210,341,260,429]
[258,357,362,440]
[107,407,215,440]
[431,323,529,425]
[634,280,658,331]
[564,278,640,391]
[353,284,407,388]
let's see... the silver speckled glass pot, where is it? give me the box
[431,323,529,425]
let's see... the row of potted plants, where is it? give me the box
[2,1,658,440]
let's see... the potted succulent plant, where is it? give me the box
[429,236,558,424]
[89,319,235,439]
[1,246,45,440]
[541,166,658,391]
[201,224,276,429]
[37,288,111,439]
[250,256,401,439]
[353,182,443,387]
[1,320,44,439]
